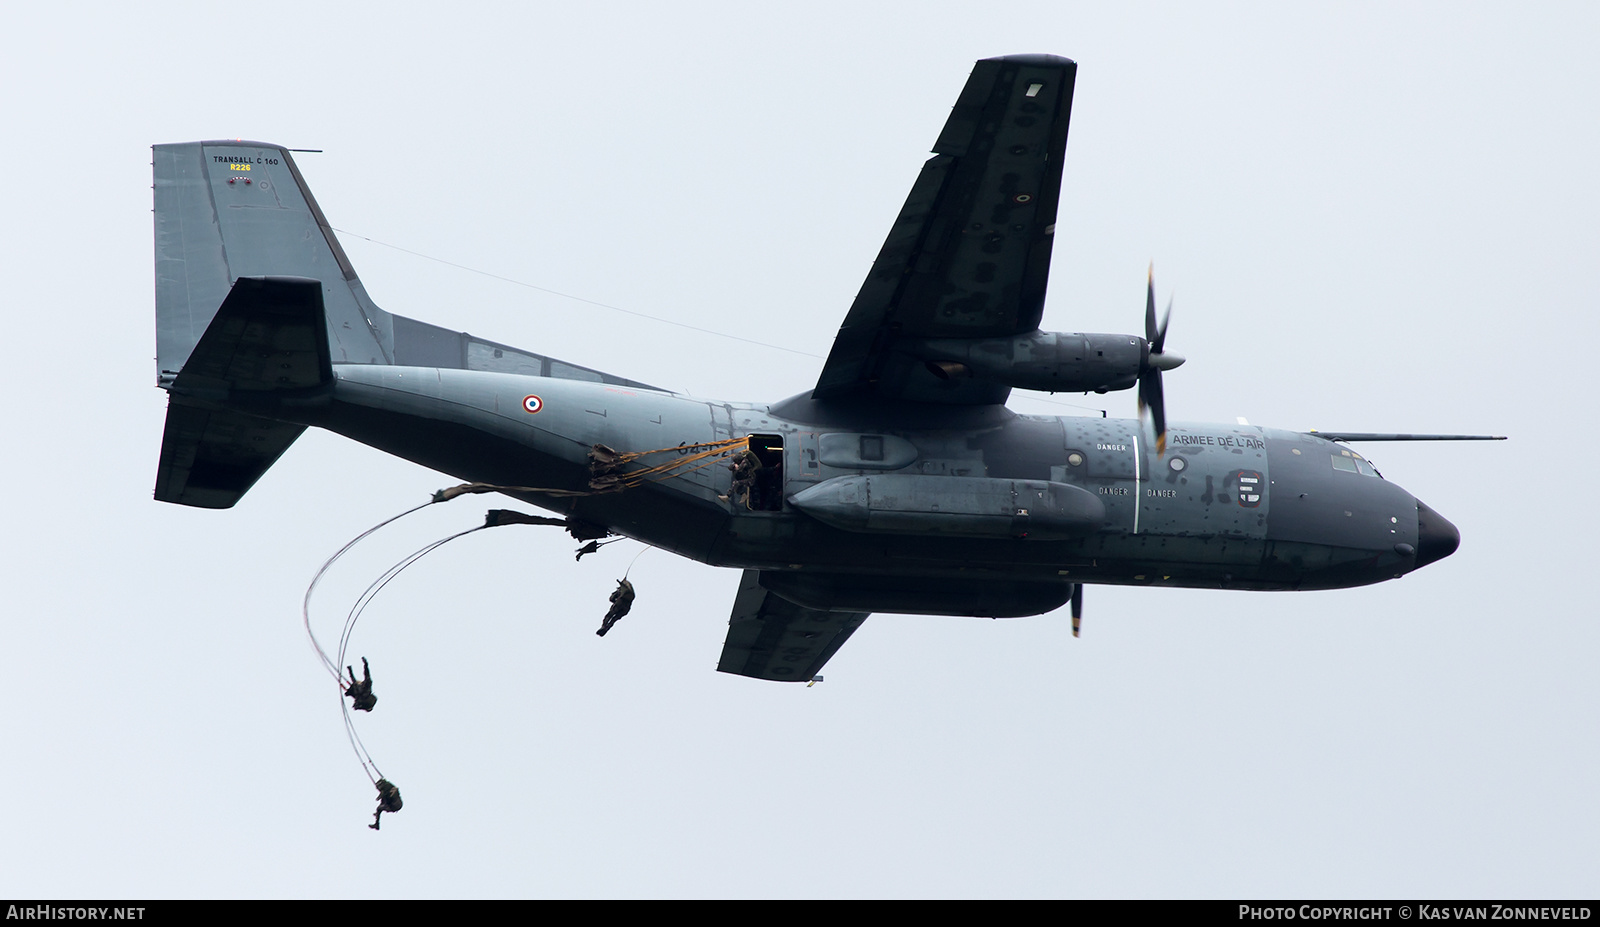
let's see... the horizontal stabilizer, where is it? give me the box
[154,276,330,508]
[153,404,306,509]
[170,276,332,398]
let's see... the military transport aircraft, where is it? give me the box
[152,54,1495,683]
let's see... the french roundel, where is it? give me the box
[522,395,543,414]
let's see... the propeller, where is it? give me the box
[1138,264,1185,455]
[1070,583,1083,638]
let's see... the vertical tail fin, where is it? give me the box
[153,141,394,385]
[150,140,664,508]
[153,141,381,508]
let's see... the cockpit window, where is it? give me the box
[1331,450,1381,478]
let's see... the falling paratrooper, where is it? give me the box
[306,442,743,827]
[369,778,403,830]
[344,656,377,712]
[597,578,635,637]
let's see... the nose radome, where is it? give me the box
[1414,500,1460,569]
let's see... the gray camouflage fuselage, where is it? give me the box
[270,364,1449,616]
[151,54,1475,680]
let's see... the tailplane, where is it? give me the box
[153,276,331,508]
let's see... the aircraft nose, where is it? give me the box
[1414,499,1460,569]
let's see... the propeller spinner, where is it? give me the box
[1138,265,1185,455]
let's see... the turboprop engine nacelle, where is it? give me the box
[917,331,1146,394]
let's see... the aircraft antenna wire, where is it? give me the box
[331,228,823,359]
[317,232,1130,417]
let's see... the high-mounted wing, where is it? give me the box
[717,571,869,682]
[813,54,1077,405]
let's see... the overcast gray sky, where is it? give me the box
[2,0,1595,899]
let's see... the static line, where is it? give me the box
[622,543,655,581]
[336,526,486,673]
[303,501,434,683]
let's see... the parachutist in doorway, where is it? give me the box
[597,578,635,636]
[369,778,402,830]
[728,449,761,508]
[345,657,377,712]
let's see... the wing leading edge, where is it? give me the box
[813,54,1078,405]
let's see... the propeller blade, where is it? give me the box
[1153,295,1172,355]
[1141,369,1167,456]
[1070,583,1083,638]
[1145,264,1158,344]
[1139,266,1174,456]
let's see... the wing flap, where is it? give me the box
[716,571,869,682]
